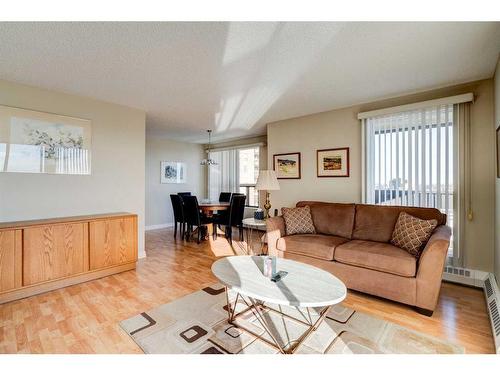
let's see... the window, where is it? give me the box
[362,104,459,260]
[208,146,260,207]
[238,147,260,207]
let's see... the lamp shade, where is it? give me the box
[255,170,280,191]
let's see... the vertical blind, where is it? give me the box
[207,145,262,206]
[207,149,239,201]
[362,104,458,260]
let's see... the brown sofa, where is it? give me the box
[266,201,451,316]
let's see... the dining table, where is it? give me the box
[198,200,230,216]
[197,200,230,241]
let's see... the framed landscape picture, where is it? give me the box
[273,152,301,179]
[317,147,350,177]
[161,161,186,184]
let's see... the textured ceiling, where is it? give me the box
[0,22,499,142]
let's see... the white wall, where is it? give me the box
[145,137,205,229]
[267,79,495,272]
[0,79,146,257]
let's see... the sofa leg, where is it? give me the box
[415,307,434,317]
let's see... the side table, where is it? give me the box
[242,218,267,255]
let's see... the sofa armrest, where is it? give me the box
[266,216,285,256]
[416,225,451,311]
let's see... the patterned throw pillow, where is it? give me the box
[282,206,316,235]
[391,212,438,258]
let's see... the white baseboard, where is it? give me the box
[145,222,174,231]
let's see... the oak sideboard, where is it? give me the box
[0,212,138,304]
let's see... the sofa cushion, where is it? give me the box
[282,206,316,235]
[352,204,446,243]
[334,240,417,277]
[276,234,349,261]
[391,212,437,258]
[296,201,355,239]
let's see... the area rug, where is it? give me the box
[120,284,464,354]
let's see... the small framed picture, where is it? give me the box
[317,147,350,178]
[161,161,186,184]
[497,126,500,178]
[273,152,301,179]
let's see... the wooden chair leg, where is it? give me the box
[239,226,243,241]
[174,222,177,238]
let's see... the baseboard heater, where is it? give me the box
[483,274,500,354]
[442,267,499,353]
[442,266,488,287]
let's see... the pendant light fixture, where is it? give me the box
[200,129,218,166]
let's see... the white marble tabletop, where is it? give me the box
[242,218,267,229]
[211,256,347,308]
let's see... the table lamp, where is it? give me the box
[255,170,280,219]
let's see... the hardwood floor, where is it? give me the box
[0,227,495,353]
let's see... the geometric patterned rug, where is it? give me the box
[120,283,464,354]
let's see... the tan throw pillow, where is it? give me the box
[282,206,316,235]
[391,212,438,258]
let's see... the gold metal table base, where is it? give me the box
[224,287,332,354]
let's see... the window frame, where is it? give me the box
[361,105,459,263]
[237,146,260,208]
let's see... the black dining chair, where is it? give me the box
[183,195,213,244]
[170,194,185,239]
[177,192,191,198]
[218,192,232,203]
[232,191,246,205]
[213,194,246,243]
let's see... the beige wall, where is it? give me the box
[0,79,146,257]
[267,79,495,272]
[494,58,500,284]
[268,107,362,208]
[145,137,205,228]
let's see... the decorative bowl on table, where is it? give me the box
[254,209,264,220]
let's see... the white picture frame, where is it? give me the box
[0,105,92,175]
[161,161,186,184]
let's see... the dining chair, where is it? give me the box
[183,195,213,244]
[170,194,185,239]
[213,194,246,243]
[177,192,191,198]
[218,192,232,202]
[231,193,247,206]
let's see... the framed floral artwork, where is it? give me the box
[273,152,301,179]
[0,105,91,175]
[317,147,350,177]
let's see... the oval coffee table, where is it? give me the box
[211,255,347,354]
